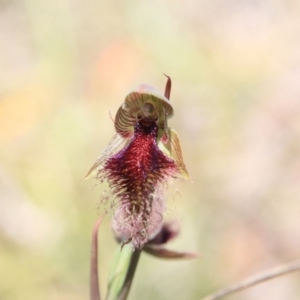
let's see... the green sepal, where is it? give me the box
[158,128,189,180]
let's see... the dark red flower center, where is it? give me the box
[102,121,177,247]
[105,121,177,207]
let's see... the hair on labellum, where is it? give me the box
[85,76,189,249]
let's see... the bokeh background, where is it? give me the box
[1,0,300,299]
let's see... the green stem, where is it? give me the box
[118,250,141,300]
[106,246,141,300]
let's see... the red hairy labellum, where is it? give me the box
[104,121,178,248]
[85,77,189,249]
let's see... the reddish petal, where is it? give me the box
[144,245,198,259]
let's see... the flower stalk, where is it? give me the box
[88,76,195,300]
[106,246,141,300]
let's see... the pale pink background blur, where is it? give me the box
[1,1,300,299]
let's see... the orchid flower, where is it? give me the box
[85,76,189,249]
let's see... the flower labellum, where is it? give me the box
[85,76,189,249]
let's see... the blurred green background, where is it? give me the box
[1,0,300,299]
